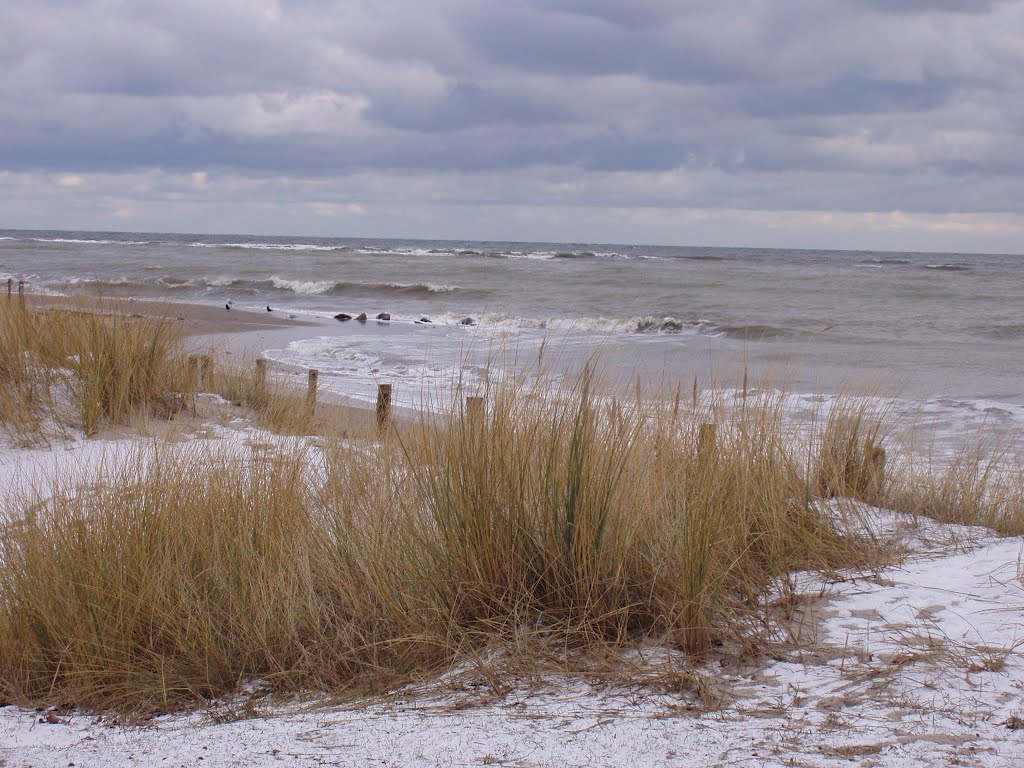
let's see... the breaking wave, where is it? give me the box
[925,264,971,272]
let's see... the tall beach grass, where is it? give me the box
[1,305,1023,712]
[0,297,184,438]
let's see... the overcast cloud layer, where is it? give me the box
[2,0,1023,251]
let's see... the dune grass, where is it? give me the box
[0,368,891,713]
[0,298,185,438]
[0,299,68,443]
[1,304,1023,713]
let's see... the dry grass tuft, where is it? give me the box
[0,300,55,443]
[2,309,1023,714]
[814,396,888,506]
[884,440,1024,536]
[0,298,184,438]
[0,369,886,712]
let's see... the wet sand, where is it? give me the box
[26,293,318,336]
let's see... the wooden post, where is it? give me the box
[306,369,319,413]
[17,280,25,306]
[698,422,717,463]
[255,358,268,396]
[6,278,12,298]
[187,355,199,414]
[376,383,392,432]
[466,395,484,428]
[200,355,213,388]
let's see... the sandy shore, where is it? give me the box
[26,293,320,337]
[24,291,390,431]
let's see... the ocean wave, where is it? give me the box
[711,323,792,340]
[972,322,1024,340]
[202,276,243,287]
[925,264,971,272]
[269,276,337,294]
[355,246,454,258]
[188,241,351,252]
[52,273,469,297]
[15,237,151,246]
[429,312,705,336]
[267,276,463,296]
[858,258,912,266]
[387,282,458,294]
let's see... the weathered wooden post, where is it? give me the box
[255,358,268,398]
[6,278,12,298]
[17,280,25,307]
[698,422,717,464]
[376,383,392,433]
[187,355,199,414]
[466,395,484,429]
[306,369,319,414]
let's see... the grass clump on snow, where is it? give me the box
[2,302,1023,713]
[0,297,185,438]
[0,370,885,712]
[0,299,57,443]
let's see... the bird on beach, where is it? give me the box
[267,305,273,312]
[225,303,231,310]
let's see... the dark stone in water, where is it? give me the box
[460,317,475,326]
[356,312,368,323]
[419,317,431,323]
[334,313,352,321]
[376,312,391,321]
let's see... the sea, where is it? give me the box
[2,229,1022,450]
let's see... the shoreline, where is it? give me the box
[25,292,320,337]
[23,291,392,428]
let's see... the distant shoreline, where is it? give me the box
[25,292,318,337]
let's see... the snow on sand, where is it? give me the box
[1,434,1023,766]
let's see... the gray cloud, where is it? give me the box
[853,0,1004,14]
[1,0,1022,246]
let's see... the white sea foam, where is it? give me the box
[267,336,488,412]
[29,237,149,245]
[202,276,240,287]
[270,276,337,294]
[504,251,558,260]
[426,312,702,336]
[385,282,458,293]
[188,241,347,251]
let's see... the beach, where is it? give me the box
[6,0,1024,761]
[1,235,1024,767]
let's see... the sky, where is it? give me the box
[1,0,1023,252]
